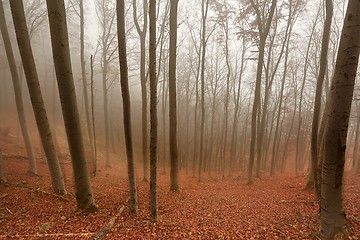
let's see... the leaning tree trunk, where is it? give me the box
[320,0,360,238]
[46,0,97,212]
[9,0,66,194]
[117,0,138,214]
[169,0,179,192]
[149,0,158,222]
[0,0,37,176]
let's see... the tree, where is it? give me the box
[79,0,96,175]
[247,0,277,183]
[117,0,138,213]
[198,0,210,182]
[311,0,333,201]
[169,0,179,192]
[95,0,118,168]
[45,0,97,212]
[0,0,37,176]
[133,0,149,182]
[9,0,66,195]
[149,0,158,221]
[320,0,360,237]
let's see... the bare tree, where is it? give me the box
[198,0,210,182]
[117,0,138,214]
[95,0,118,168]
[0,0,37,175]
[79,0,96,174]
[9,0,66,194]
[149,0,158,221]
[133,0,149,182]
[247,0,277,183]
[46,0,97,212]
[169,0,179,191]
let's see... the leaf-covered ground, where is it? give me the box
[0,137,359,239]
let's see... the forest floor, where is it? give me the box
[0,133,359,239]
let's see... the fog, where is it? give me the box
[0,0,357,176]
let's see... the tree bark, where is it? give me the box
[133,0,149,182]
[90,55,97,176]
[248,0,277,183]
[169,0,179,192]
[46,0,97,212]
[198,0,210,182]
[311,0,333,201]
[79,0,95,173]
[0,0,37,176]
[320,0,360,237]
[149,0,158,222]
[10,0,66,194]
[117,0,138,214]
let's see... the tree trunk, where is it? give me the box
[117,0,138,214]
[149,0,157,222]
[90,55,97,176]
[320,0,360,237]
[79,0,95,171]
[10,0,66,194]
[102,61,111,168]
[311,0,333,201]
[46,0,97,212]
[169,0,179,192]
[198,0,209,182]
[230,39,247,176]
[248,0,277,183]
[0,0,37,176]
[133,0,149,182]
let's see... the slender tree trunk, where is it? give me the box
[90,55,97,176]
[10,0,66,194]
[0,0,37,176]
[230,40,246,176]
[198,0,209,182]
[117,0,138,213]
[149,0,157,222]
[46,0,97,212]
[320,1,360,237]
[161,69,168,174]
[102,61,111,168]
[248,0,277,183]
[79,0,95,170]
[270,8,293,175]
[169,0,179,192]
[133,0,149,182]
